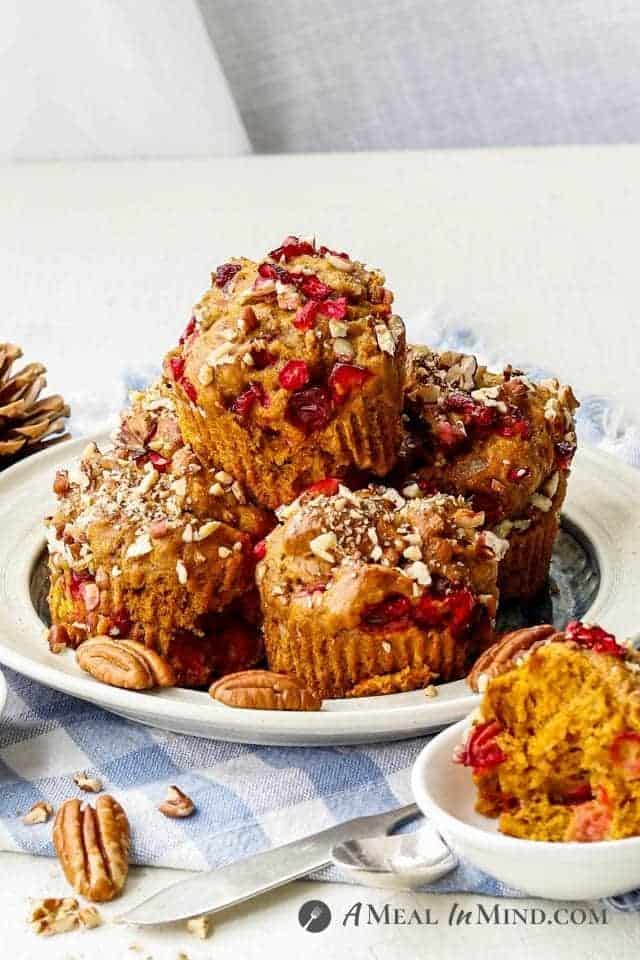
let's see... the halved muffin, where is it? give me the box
[164,236,406,508]
[400,346,579,601]
[258,483,505,698]
[45,387,273,686]
[460,622,640,840]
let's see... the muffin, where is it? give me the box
[45,390,273,686]
[258,483,505,698]
[400,346,579,601]
[164,236,406,508]
[459,622,640,841]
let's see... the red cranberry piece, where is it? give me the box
[252,539,267,561]
[434,418,466,448]
[444,587,475,635]
[470,404,498,428]
[497,413,531,439]
[305,477,341,497]
[149,452,170,473]
[181,378,198,404]
[328,362,372,404]
[286,386,333,433]
[179,316,196,345]
[169,356,185,382]
[362,594,412,631]
[414,593,442,627]
[269,236,316,262]
[251,348,277,370]
[215,262,241,287]
[300,276,331,299]
[319,245,349,259]
[294,300,321,331]
[564,621,626,657]
[319,296,347,319]
[454,720,506,772]
[232,383,268,419]
[279,360,310,390]
[444,391,475,415]
[69,570,92,601]
[507,465,531,482]
[258,262,278,280]
[559,783,594,805]
[556,440,576,470]
[110,609,131,638]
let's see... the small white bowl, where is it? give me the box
[411,718,640,900]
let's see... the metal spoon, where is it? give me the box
[331,822,457,890]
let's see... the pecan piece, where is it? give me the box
[73,772,103,793]
[53,795,131,902]
[158,786,195,818]
[467,624,559,692]
[23,800,53,825]
[76,637,176,690]
[209,670,321,711]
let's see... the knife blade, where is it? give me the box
[118,802,420,925]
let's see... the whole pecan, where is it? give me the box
[53,795,130,902]
[76,637,176,690]
[467,624,559,692]
[209,670,321,711]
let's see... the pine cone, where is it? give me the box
[0,343,70,465]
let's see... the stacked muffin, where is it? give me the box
[46,381,272,686]
[45,236,579,701]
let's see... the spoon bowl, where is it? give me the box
[332,824,457,889]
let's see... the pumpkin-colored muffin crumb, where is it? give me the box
[458,622,640,841]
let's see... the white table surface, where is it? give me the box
[2,146,640,956]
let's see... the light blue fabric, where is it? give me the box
[0,325,637,905]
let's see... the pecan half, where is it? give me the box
[209,670,321,711]
[76,637,176,690]
[467,624,559,692]
[53,795,131,902]
[158,786,195,818]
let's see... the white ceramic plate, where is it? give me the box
[0,435,638,746]
[412,719,640,900]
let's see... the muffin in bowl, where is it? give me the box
[460,622,640,841]
[400,346,579,601]
[164,236,406,508]
[45,387,273,686]
[257,482,505,698]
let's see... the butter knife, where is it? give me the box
[118,802,420,925]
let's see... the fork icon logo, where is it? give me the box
[298,900,332,932]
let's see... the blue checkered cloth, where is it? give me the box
[0,326,638,903]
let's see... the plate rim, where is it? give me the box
[0,434,637,745]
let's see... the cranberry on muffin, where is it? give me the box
[164,236,406,508]
[457,622,640,841]
[400,346,579,601]
[258,483,505,698]
[45,389,273,686]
